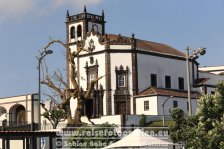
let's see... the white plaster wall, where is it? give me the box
[78,53,106,90]
[157,96,198,115]
[82,33,105,54]
[69,32,105,54]
[110,52,133,115]
[110,53,133,92]
[0,139,23,149]
[135,96,158,115]
[10,140,23,149]
[137,54,195,92]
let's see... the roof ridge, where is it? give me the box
[150,87,158,94]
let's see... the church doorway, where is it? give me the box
[85,100,93,119]
[116,101,126,115]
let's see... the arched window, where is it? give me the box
[9,104,26,126]
[77,25,82,37]
[70,26,75,39]
[16,105,25,125]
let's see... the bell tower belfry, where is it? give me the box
[66,6,105,43]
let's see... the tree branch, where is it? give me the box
[84,75,104,99]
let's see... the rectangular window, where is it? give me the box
[173,100,178,108]
[165,76,171,89]
[117,75,125,87]
[151,74,157,87]
[144,101,149,111]
[179,77,184,90]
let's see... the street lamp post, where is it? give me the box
[186,47,191,116]
[186,46,206,115]
[162,96,173,127]
[37,50,53,130]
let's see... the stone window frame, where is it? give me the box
[115,65,129,90]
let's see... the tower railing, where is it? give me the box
[69,13,103,22]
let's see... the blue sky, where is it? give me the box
[0,0,224,97]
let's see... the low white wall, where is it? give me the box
[90,115,122,125]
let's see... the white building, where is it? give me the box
[0,93,39,128]
[66,7,224,123]
[0,94,40,149]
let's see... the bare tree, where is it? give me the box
[41,40,103,126]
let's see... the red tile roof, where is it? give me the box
[106,34,186,58]
[136,87,200,99]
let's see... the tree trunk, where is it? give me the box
[53,123,57,129]
[67,99,84,127]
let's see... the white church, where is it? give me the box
[65,6,224,125]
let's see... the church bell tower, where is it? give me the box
[66,6,105,44]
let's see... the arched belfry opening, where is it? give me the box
[9,104,26,126]
[70,26,75,39]
[77,25,82,38]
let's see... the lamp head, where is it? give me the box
[198,47,206,55]
[45,50,53,55]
